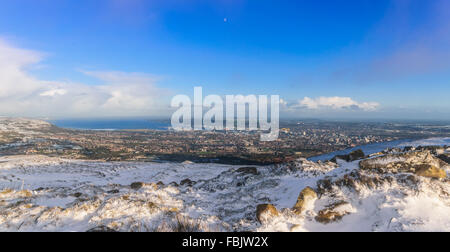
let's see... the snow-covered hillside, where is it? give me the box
[0,144,449,232]
[0,118,52,133]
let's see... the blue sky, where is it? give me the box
[0,0,449,119]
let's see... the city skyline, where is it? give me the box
[0,0,449,119]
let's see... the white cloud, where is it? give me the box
[40,89,68,97]
[0,39,170,118]
[0,40,44,98]
[296,96,380,111]
[0,39,381,118]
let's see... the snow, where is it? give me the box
[0,143,450,232]
[397,137,450,148]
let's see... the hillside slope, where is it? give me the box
[0,145,449,232]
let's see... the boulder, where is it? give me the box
[19,190,33,198]
[316,179,333,194]
[169,181,179,187]
[130,182,145,190]
[414,164,447,179]
[315,201,353,224]
[73,192,82,198]
[180,178,196,187]
[130,182,158,190]
[290,224,302,232]
[0,188,13,195]
[256,204,279,223]
[348,149,366,161]
[236,167,259,175]
[331,149,365,163]
[292,187,318,215]
[86,226,117,232]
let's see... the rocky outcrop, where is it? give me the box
[359,151,447,178]
[1,189,33,198]
[130,182,145,190]
[130,182,158,190]
[256,204,279,223]
[348,149,366,160]
[73,192,83,198]
[180,178,196,187]
[414,146,447,155]
[292,187,318,215]
[331,149,365,163]
[86,225,117,232]
[236,167,259,176]
[289,224,302,232]
[317,169,395,195]
[414,164,447,179]
[284,158,337,175]
[315,201,353,224]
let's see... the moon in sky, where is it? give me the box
[224,18,227,22]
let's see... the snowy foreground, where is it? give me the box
[1,144,450,232]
